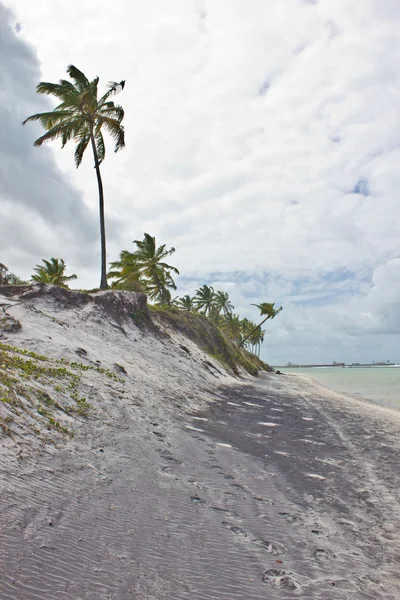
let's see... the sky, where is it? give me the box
[1,0,399,365]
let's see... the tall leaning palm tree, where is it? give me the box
[31,258,77,288]
[239,302,282,348]
[23,65,125,289]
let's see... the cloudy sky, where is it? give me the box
[1,0,399,364]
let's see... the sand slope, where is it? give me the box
[0,286,399,599]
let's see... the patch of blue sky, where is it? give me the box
[290,294,340,307]
[289,292,355,307]
[351,179,370,196]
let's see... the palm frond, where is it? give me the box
[99,80,125,104]
[99,104,124,122]
[67,65,90,91]
[95,130,105,163]
[22,110,71,127]
[99,116,125,152]
[74,133,90,168]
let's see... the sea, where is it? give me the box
[284,366,400,409]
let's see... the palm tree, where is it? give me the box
[175,295,195,311]
[0,263,16,285]
[23,65,125,289]
[107,250,142,291]
[194,285,217,316]
[131,233,179,305]
[214,290,234,316]
[31,258,77,288]
[239,302,282,348]
[221,313,243,343]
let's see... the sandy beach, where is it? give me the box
[1,286,399,600]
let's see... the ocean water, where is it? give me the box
[284,366,400,409]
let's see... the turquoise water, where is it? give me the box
[285,367,400,409]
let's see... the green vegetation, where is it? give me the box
[193,284,217,316]
[0,263,26,285]
[23,65,126,290]
[174,295,195,311]
[108,233,179,305]
[31,258,77,287]
[169,286,282,359]
[0,343,122,440]
[148,305,269,376]
[239,302,283,349]
[2,245,281,361]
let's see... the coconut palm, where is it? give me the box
[0,263,21,285]
[239,302,282,348]
[23,65,125,289]
[194,285,217,316]
[107,251,142,291]
[221,313,243,343]
[175,295,195,311]
[245,326,265,357]
[31,258,77,288]
[131,233,179,305]
[214,290,234,316]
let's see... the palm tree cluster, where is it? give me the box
[173,286,282,356]
[5,249,281,357]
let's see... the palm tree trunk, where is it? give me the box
[90,127,108,290]
[239,316,269,347]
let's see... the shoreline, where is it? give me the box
[279,367,400,411]
[285,371,400,417]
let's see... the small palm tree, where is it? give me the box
[175,295,195,311]
[132,233,179,305]
[0,263,25,285]
[214,290,234,316]
[107,250,142,291]
[239,302,282,348]
[194,285,217,316]
[0,263,10,285]
[31,258,77,288]
[221,313,242,343]
[23,65,125,289]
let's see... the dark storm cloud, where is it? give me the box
[0,4,96,244]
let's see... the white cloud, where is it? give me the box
[2,0,399,363]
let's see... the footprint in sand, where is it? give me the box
[152,431,166,439]
[262,569,300,590]
[279,512,299,524]
[230,483,248,492]
[314,548,335,562]
[221,522,248,537]
[159,450,182,464]
[253,496,274,505]
[210,507,240,519]
[190,495,206,505]
[161,465,173,474]
[251,539,287,555]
